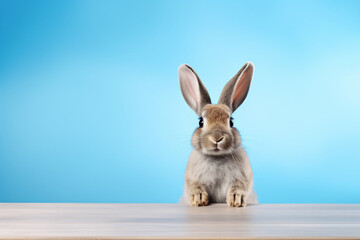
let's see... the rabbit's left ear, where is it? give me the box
[178,64,211,116]
[218,62,254,113]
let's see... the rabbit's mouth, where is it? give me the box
[202,147,233,156]
[201,132,232,154]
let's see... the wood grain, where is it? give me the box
[0,203,360,239]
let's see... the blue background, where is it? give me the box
[1,0,359,203]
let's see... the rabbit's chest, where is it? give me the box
[197,161,240,202]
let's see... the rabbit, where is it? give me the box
[178,62,257,207]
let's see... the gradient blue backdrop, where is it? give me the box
[1,0,359,203]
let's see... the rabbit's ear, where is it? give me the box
[178,64,211,116]
[218,62,254,113]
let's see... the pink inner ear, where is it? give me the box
[185,72,199,105]
[179,65,200,111]
[233,80,246,107]
[232,65,253,108]
[233,85,241,106]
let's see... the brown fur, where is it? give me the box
[178,62,257,207]
[191,104,240,156]
[202,104,230,125]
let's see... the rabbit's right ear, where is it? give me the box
[178,64,211,116]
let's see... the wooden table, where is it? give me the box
[0,203,360,239]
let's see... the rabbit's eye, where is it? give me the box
[230,117,234,127]
[199,117,204,128]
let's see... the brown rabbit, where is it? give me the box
[178,62,257,207]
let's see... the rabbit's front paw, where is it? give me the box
[190,191,209,206]
[227,190,246,207]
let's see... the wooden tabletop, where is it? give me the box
[0,203,360,239]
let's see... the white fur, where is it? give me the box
[183,147,257,205]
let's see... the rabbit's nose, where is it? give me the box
[215,136,224,143]
[212,132,224,143]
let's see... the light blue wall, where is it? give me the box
[1,0,359,203]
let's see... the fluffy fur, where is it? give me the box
[178,62,257,207]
